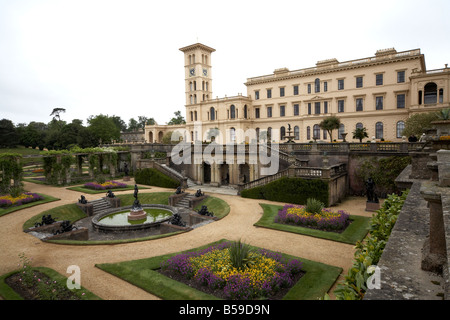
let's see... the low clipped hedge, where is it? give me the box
[134,168,180,189]
[240,177,328,205]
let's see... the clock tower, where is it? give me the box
[179,43,215,106]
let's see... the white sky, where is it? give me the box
[1,0,450,126]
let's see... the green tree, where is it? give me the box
[352,127,369,142]
[87,114,121,145]
[402,112,439,137]
[167,111,186,125]
[0,119,19,148]
[49,107,66,121]
[319,116,341,142]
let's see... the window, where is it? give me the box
[280,126,286,140]
[338,79,344,90]
[323,129,327,140]
[324,101,328,114]
[294,126,299,140]
[338,100,344,113]
[255,91,260,100]
[313,124,320,139]
[396,121,405,138]
[376,122,383,139]
[230,105,236,119]
[280,105,285,117]
[230,127,236,142]
[308,103,312,115]
[244,105,248,119]
[315,78,320,93]
[356,122,363,130]
[255,108,260,119]
[280,87,285,97]
[376,74,383,86]
[324,81,328,92]
[424,82,437,104]
[267,106,272,118]
[315,102,320,114]
[267,127,272,141]
[293,104,299,116]
[307,126,310,140]
[194,111,197,121]
[293,85,299,95]
[376,96,383,110]
[256,128,260,142]
[356,77,363,88]
[338,124,345,139]
[356,98,363,111]
[397,94,406,109]
[210,107,215,121]
[308,84,311,94]
[267,89,272,98]
[439,89,444,103]
[397,71,405,83]
[190,111,193,121]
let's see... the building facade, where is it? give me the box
[145,44,450,144]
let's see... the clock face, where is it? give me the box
[203,68,208,76]
[189,68,195,76]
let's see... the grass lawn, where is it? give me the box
[0,267,101,300]
[22,203,86,231]
[0,193,60,218]
[96,239,342,300]
[66,184,146,194]
[255,203,370,245]
[193,196,230,219]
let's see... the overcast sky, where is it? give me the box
[1,0,450,127]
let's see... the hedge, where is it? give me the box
[240,177,328,205]
[134,168,180,189]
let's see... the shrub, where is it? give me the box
[240,177,328,205]
[305,198,324,214]
[134,168,179,188]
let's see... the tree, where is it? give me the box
[352,127,369,142]
[402,112,439,137]
[0,119,19,148]
[49,107,66,121]
[87,114,121,145]
[167,111,186,125]
[319,116,341,142]
[110,115,127,132]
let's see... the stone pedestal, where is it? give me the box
[365,201,381,212]
[128,209,146,221]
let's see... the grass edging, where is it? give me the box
[0,266,101,300]
[95,239,342,300]
[255,203,370,245]
[66,185,149,194]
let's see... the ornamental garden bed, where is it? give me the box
[67,181,148,194]
[255,204,370,245]
[0,193,59,217]
[96,239,342,300]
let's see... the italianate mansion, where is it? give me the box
[145,43,450,144]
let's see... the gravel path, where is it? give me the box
[0,179,373,300]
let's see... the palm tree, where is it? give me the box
[319,116,341,142]
[352,127,369,142]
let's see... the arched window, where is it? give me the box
[280,126,286,140]
[396,121,405,138]
[267,127,272,141]
[230,127,236,142]
[294,126,299,140]
[424,82,438,104]
[338,124,345,139]
[230,105,236,119]
[356,122,363,130]
[210,107,215,121]
[256,128,260,142]
[313,124,320,139]
[315,78,320,93]
[244,105,248,119]
[376,122,384,139]
[307,126,311,140]
[190,111,193,121]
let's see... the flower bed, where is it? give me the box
[83,180,128,190]
[0,192,44,208]
[275,204,350,231]
[160,241,303,300]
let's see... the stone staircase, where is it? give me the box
[174,193,195,210]
[89,198,113,215]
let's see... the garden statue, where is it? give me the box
[132,184,142,210]
[197,205,214,217]
[169,213,186,227]
[365,177,378,203]
[78,195,88,204]
[34,214,57,227]
[124,163,129,176]
[53,220,76,235]
[175,186,183,194]
[106,190,115,198]
[195,189,204,197]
